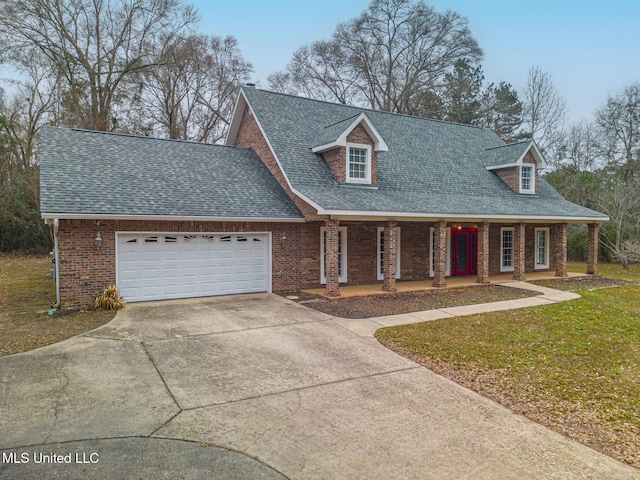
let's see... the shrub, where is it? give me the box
[94,284,126,311]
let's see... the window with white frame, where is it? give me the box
[500,227,514,272]
[535,227,549,269]
[321,227,347,284]
[347,144,371,184]
[520,165,534,193]
[377,227,401,280]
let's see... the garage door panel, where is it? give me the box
[117,232,270,302]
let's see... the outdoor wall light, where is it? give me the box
[280,232,287,245]
[94,232,103,249]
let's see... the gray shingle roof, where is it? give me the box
[481,140,531,168]
[240,87,607,220]
[40,127,303,219]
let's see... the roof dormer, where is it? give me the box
[312,112,387,185]
[483,141,546,195]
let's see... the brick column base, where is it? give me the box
[513,223,526,281]
[476,222,490,284]
[382,221,398,292]
[324,220,341,297]
[555,223,568,277]
[432,221,447,288]
[587,223,599,276]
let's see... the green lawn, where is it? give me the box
[568,260,640,282]
[0,255,116,356]
[376,265,640,468]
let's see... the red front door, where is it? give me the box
[452,228,477,276]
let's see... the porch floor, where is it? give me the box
[303,271,589,298]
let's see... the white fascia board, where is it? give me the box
[225,89,247,145]
[40,213,305,223]
[323,209,609,223]
[485,141,548,171]
[312,112,388,153]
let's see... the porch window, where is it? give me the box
[520,166,534,193]
[500,227,514,272]
[320,226,347,284]
[535,227,550,269]
[346,144,371,184]
[377,227,401,280]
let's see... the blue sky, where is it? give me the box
[194,0,640,124]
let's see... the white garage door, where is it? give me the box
[117,233,270,302]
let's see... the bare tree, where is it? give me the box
[595,81,640,180]
[135,34,252,142]
[0,0,198,131]
[270,0,482,116]
[521,67,567,161]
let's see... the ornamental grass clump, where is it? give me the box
[95,284,125,311]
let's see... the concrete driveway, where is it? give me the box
[1,293,638,479]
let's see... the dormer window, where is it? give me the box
[520,165,534,193]
[347,144,371,184]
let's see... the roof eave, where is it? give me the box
[40,213,305,223]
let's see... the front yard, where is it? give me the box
[376,263,640,469]
[0,255,115,356]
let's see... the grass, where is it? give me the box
[0,254,116,357]
[568,260,640,282]
[376,266,640,468]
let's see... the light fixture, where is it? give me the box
[94,232,103,249]
[280,232,287,245]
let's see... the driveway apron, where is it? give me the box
[1,293,638,479]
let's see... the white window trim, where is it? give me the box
[429,227,451,277]
[520,165,535,194]
[377,227,401,280]
[500,227,515,272]
[346,143,372,184]
[320,226,347,284]
[535,227,550,269]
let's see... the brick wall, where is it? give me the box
[58,219,322,309]
[494,151,539,194]
[58,218,566,309]
[233,105,326,221]
[322,146,347,183]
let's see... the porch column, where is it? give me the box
[324,220,341,297]
[432,221,447,288]
[476,222,490,284]
[513,223,526,281]
[587,223,599,275]
[382,221,398,292]
[555,223,568,277]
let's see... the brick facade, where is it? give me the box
[494,152,539,194]
[57,217,570,309]
[587,223,599,275]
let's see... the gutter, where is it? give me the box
[46,218,61,309]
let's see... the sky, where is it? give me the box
[193,0,640,124]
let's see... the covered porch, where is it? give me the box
[305,270,589,298]
[319,219,600,298]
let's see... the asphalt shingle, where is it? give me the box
[241,87,607,220]
[40,127,303,219]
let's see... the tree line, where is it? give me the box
[0,0,638,264]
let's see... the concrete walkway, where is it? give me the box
[333,281,581,336]
[1,289,638,479]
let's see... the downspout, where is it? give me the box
[49,218,61,309]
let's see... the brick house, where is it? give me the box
[40,87,608,309]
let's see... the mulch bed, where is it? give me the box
[302,284,538,319]
[530,276,631,291]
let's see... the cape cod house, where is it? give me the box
[40,87,607,309]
